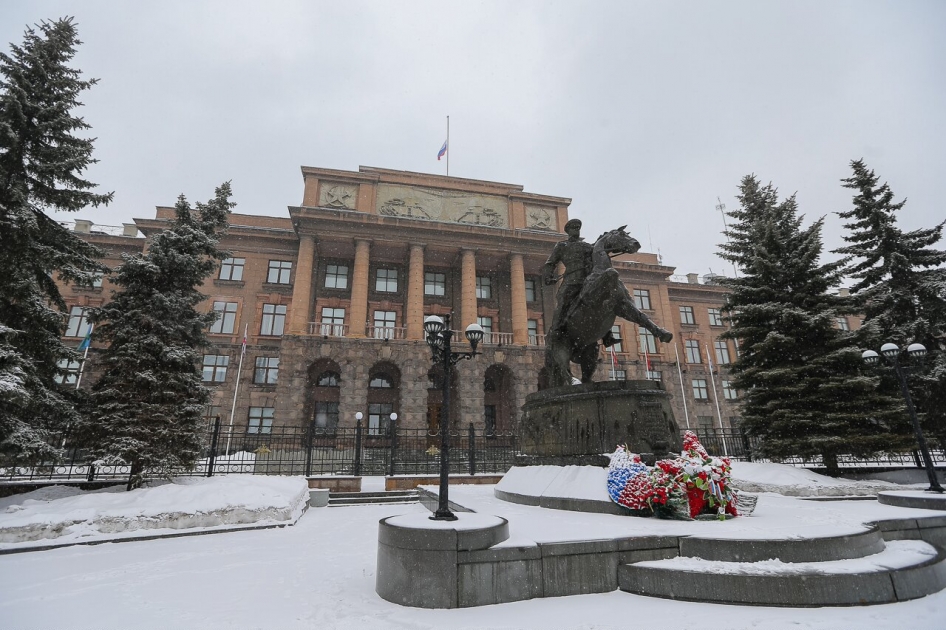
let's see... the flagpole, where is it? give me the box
[225,324,248,456]
[674,342,690,429]
[705,342,728,456]
[446,115,450,177]
[74,323,94,390]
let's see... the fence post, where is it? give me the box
[207,417,221,477]
[388,419,397,477]
[86,463,96,482]
[354,419,363,477]
[304,420,315,477]
[468,422,476,476]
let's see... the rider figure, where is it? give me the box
[543,218,618,347]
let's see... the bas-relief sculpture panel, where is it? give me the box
[375,184,509,228]
[524,204,557,230]
[319,183,359,210]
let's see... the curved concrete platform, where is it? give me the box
[878,490,946,511]
[679,527,886,563]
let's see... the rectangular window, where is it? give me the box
[373,310,396,339]
[633,289,651,310]
[210,301,238,334]
[314,401,339,430]
[476,276,492,299]
[260,303,286,336]
[697,415,715,433]
[685,339,702,364]
[219,258,245,281]
[320,307,345,336]
[646,369,662,382]
[484,405,497,435]
[65,306,90,338]
[477,316,493,334]
[722,380,738,400]
[201,354,229,383]
[424,272,446,296]
[692,379,709,400]
[368,402,393,435]
[254,357,279,384]
[639,328,657,354]
[248,407,274,434]
[714,340,731,365]
[325,264,349,289]
[708,308,724,327]
[203,405,222,422]
[267,260,292,284]
[609,369,627,381]
[680,306,695,325]
[836,317,850,331]
[375,268,398,292]
[609,325,623,352]
[524,279,537,302]
[54,359,81,385]
[90,272,104,288]
[527,319,539,345]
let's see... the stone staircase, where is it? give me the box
[618,525,946,606]
[328,490,419,507]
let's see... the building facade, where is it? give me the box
[59,165,748,436]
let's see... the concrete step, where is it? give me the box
[328,490,419,507]
[619,540,946,606]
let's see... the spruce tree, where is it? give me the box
[835,160,946,442]
[718,175,910,474]
[0,18,111,461]
[83,184,233,488]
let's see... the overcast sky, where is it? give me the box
[3,1,944,279]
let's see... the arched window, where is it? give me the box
[307,361,342,432]
[317,371,340,387]
[367,365,399,435]
[369,373,393,389]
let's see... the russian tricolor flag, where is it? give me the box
[437,140,447,161]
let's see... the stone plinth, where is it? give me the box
[519,380,680,465]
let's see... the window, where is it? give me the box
[88,272,104,288]
[314,401,339,430]
[219,258,245,281]
[254,357,279,384]
[708,308,724,327]
[722,380,738,400]
[54,359,80,385]
[697,416,715,433]
[424,272,446,296]
[373,310,396,339]
[375,268,398,292]
[267,260,292,284]
[609,369,626,381]
[484,405,497,435]
[692,379,709,400]
[714,340,731,365]
[368,403,394,435]
[680,306,695,325]
[639,328,657,354]
[684,339,702,364]
[524,279,537,302]
[369,373,393,388]
[836,317,850,331]
[248,407,274,434]
[317,371,340,387]
[65,307,90,338]
[325,264,349,289]
[528,319,539,345]
[476,276,492,299]
[609,325,623,352]
[210,301,237,334]
[646,370,662,382]
[203,405,222,423]
[201,354,229,383]
[477,316,493,335]
[633,289,651,310]
[260,304,286,336]
[320,307,345,336]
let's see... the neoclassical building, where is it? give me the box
[57,165,787,437]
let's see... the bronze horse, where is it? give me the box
[543,226,674,388]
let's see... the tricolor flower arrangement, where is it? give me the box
[607,431,738,520]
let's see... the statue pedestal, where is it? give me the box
[518,380,680,466]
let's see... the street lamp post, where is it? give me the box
[424,313,483,520]
[862,342,943,493]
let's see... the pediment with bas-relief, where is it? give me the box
[319,183,359,209]
[376,184,508,228]
[524,204,557,230]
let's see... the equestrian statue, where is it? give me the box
[542,220,673,389]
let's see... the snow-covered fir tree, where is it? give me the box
[82,184,233,489]
[835,159,946,443]
[0,18,111,461]
[718,175,909,474]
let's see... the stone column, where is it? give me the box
[406,244,425,340]
[460,249,477,330]
[509,253,528,345]
[288,234,316,334]
[349,239,371,338]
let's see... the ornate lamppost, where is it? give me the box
[424,314,483,520]
[862,342,944,493]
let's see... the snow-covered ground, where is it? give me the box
[1,464,945,629]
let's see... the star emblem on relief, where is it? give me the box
[325,186,353,208]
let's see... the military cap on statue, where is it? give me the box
[564,218,582,231]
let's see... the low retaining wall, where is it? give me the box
[385,474,503,491]
[305,476,361,492]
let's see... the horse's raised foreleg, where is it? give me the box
[615,298,674,343]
